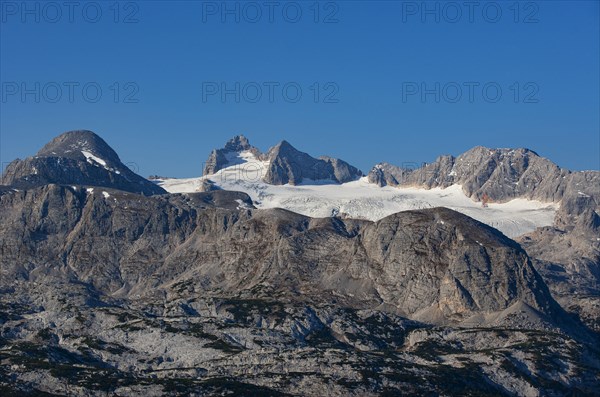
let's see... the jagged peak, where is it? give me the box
[266,139,301,157]
[2,130,166,195]
[36,129,121,165]
[461,146,540,158]
[223,134,253,152]
[434,154,456,163]
[272,139,294,150]
[369,147,544,175]
[372,162,391,170]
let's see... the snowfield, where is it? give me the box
[81,150,107,167]
[156,151,558,238]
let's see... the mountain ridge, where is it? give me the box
[1,130,599,396]
[1,130,166,196]
[202,135,363,185]
[0,183,562,325]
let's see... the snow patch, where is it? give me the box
[235,199,251,210]
[156,156,558,238]
[81,150,107,167]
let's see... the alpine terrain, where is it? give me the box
[1,130,599,396]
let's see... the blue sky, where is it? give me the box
[1,0,599,177]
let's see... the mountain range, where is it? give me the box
[1,130,166,196]
[203,135,363,185]
[1,130,599,396]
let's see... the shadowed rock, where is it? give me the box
[1,130,166,196]
[202,135,263,175]
[264,140,362,185]
[203,135,363,185]
[0,184,558,324]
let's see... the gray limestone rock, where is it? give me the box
[367,146,599,229]
[367,147,600,336]
[0,184,559,322]
[1,183,597,396]
[319,156,363,184]
[1,130,166,196]
[203,136,363,185]
[202,135,263,175]
[264,140,362,185]
[2,132,599,396]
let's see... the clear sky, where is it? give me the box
[1,0,599,177]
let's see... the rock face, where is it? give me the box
[1,132,599,396]
[367,146,599,241]
[202,135,263,175]
[0,185,553,321]
[0,183,597,396]
[367,162,412,187]
[517,196,600,333]
[368,145,600,338]
[319,156,363,184]
[1,130,166,196]
[203,135,363,185]
[264,140,362,185]
[518,225,600,331]
[368,146,599,206]
[197,178,220,192]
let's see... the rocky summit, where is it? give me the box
[1,131,599,396]
[263,140,363,184]
[203,135,363,185]
[368,146,599,209]
[202,135,263,176]
[1,130,166,196]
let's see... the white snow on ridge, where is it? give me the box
[81,150,122,174]
[155,176,202,193]
[81,150,107,167]
[156,151,558,238]
[220,150,270,181]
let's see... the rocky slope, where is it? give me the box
[367,146,599,208]
[517,212,600,333]
[1,130,166,196]
[0,184,556,321]
[202,135,263,175]
[1,184,598,396]
[264,140,362,184]
[368,147,600,334]
[1,131,599,396]
[203,135,363,185]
